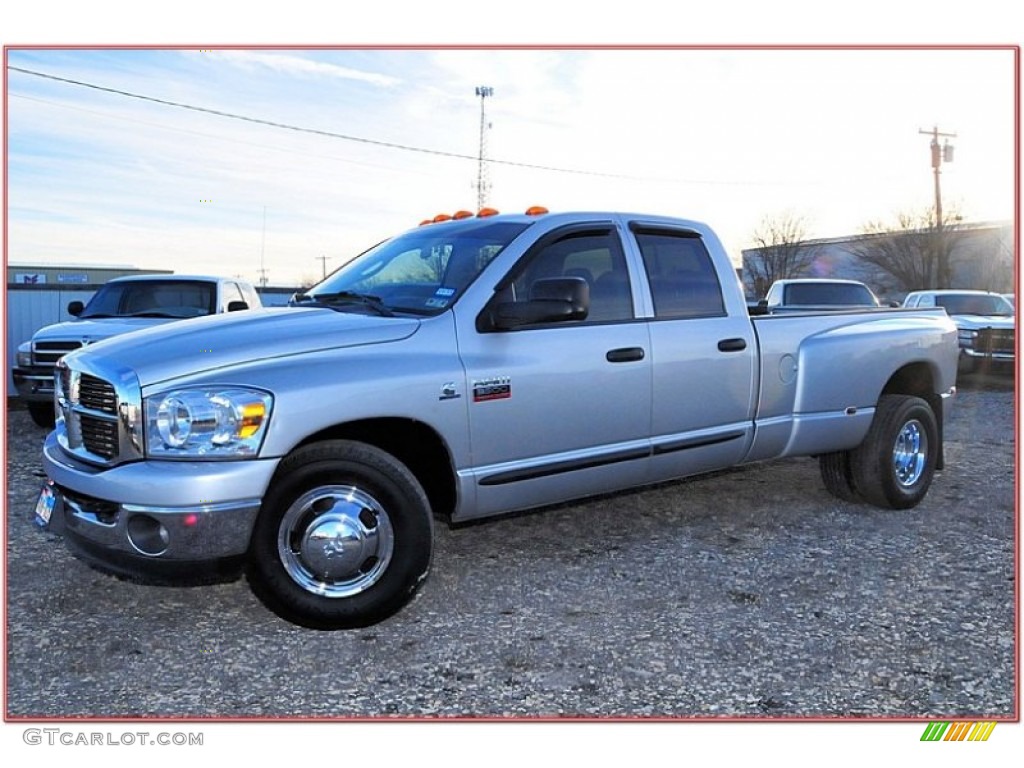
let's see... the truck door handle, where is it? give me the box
[606,347,645,363]
[717,338,747,352]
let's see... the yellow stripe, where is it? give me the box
[979,721,997,741]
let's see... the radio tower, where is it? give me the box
[475,86,494,209]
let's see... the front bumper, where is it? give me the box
[41,432,280,578]
[12,366,55,403]
[961,347,1014,361]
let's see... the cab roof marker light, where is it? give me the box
[477,207,500,218]
[525,206,549,216]
[452,210,474,220]
[432,213,452,223]
[418,219,433,226]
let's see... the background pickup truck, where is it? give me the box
[37,210,958,629]
[757,278,890,313]
[902,289,1015,373]
[14,274,261,427]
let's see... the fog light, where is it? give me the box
[127,514,170,556]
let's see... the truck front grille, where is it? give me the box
[79,374,117,414]
[80,416,119,459]
[976,328,1014,356]
[33,340,82,367]
[57,362,142,467]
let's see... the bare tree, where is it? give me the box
[743,213,818,298]
[844,206,966,293]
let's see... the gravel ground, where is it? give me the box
[4,373,1016,719]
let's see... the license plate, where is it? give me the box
[34,484,56,528]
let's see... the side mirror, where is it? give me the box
[227,300,249,312]
[67,301,84,317]
[888,300,901,308]
[494,277,590,330]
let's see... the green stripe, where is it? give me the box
[921,722,950,741]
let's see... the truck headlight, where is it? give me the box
[957,329,979,344]
[16,341,32,368]
[145,388,272,458]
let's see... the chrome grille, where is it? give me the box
[33,340,82,366]
[56,360,143,467]
[80,416,119,459]
[79,374,117,414]
[976,328,1014,355]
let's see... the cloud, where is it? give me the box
[209,50,401,88]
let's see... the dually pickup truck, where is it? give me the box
[37,209,959,629]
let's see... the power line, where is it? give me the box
[8,65,632,180]
[9,64,804,189]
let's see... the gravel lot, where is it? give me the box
[5,373,1016,719]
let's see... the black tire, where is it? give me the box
[247,440,433,629]
[850,395,939,510]
[27,402,56,429]
[958,355,979,376]
[819,451,862,503]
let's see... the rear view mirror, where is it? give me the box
[493,277,590,330]
[227,300,249,312]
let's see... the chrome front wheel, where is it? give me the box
[248,440,433,629]
[278,485,395,598]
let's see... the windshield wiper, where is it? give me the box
[302,291,395,317]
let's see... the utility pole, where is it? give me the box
[475,86,494,209]
[257,206,269,289]
[919,125,956,229]
[918,126,956,287]
[315,255,329,281]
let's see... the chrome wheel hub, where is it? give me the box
[892,419,927,487]
[278,485,394,597]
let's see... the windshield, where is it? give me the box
[936,294,1014,317]
[81,280,216,319]
[784,282,879,306]
[304,219,532,316]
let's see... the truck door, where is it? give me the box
[629,225,757,481]
[454,223,653,519]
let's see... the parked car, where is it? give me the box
[1002,293,1015,309]
[759,278,889,313]
[903,289,1014,373]
[13,275,261,427]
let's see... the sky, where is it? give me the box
[5,45,1016,286]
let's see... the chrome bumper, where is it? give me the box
[12,367,55,403]
[41,432,278,567]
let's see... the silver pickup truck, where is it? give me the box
[14,274,261,428]
[36,210,958,629]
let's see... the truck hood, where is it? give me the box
[62,307,421,387]
[33,316,180,345]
